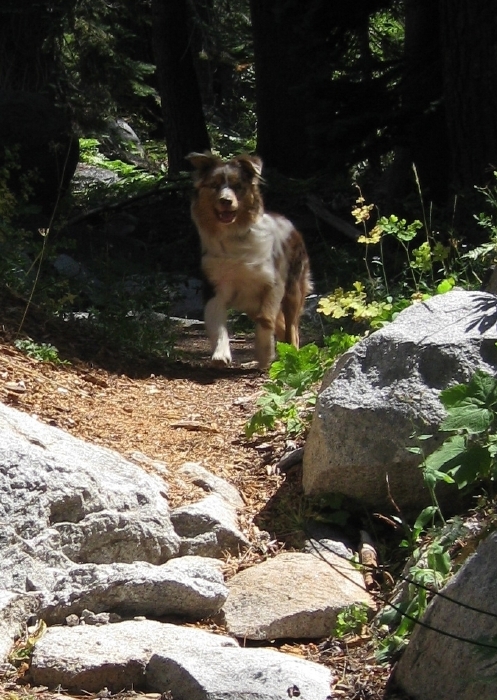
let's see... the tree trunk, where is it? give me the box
[385,0,450,205]
[249,0,310,176]
[151,0,210,175]
[0,0,62,91]
[440,1,497,192]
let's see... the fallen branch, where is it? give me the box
[306,193,360,241]
[62,177,189,229]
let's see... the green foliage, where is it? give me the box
[375,370,497,662]
[9,620,47,666]
[376,521,459,663]
[79,138,158,183]
[0,139,179,366]
[245,332,358,438]
[334,603,370,639]
[82,272,177,361]
[421,371,497,494]
[465,172,497,273]
[318,190,462,332]
[58,1,158,131]
[318,281,411,329]
[14,339,69,365]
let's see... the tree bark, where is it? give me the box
[440,1,497,192]
[0,0,64,91]
[249,0,309,176]
[151,0,210,175]
[384,0,449,205]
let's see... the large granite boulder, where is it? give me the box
[303,291,497,515]
[0,402,186,620]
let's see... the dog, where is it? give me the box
[186,151,312,369]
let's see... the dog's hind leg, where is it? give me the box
[204,295,232,366]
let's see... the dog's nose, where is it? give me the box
[219,194,235,208]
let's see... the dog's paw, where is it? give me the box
[211,353,232,368]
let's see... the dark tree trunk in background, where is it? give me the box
[151,0,210,175]
[0,0,64,91]
[249,0,310,176]
[403,0,449,202]
[440,1,497,193]
[386,0,449,205]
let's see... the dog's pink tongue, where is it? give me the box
[218,211,236,224]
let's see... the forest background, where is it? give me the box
[1,0,497,324]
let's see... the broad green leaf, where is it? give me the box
[424,434,467,471]
[440,404,493,434]
[446,445,492,488]
[413,506,438,533]
[440,371,497,409]
[436,277,455,294]
[468,370,497,403]
[440,383,471,406]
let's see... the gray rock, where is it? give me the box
[177,462,244,508]
[0,402,198,630]
[34,557,228,625]
[170,277,204,319]
[30,619,238,693]
[390,531,497,700]
[147,646,333,700]
[304,290,497,514]
[172,494,249,557]
[0,402,179,570]
[222,551,373,640]
[0,590,41,661]
[303,522,353,560]
[53,253,86,279]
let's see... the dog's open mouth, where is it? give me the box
[216,210,237,224]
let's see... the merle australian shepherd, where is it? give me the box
[186,152,312,369]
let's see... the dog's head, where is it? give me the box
[186,151,263,231]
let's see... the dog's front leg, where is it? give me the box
[254,285,283,369]
[254,320,275,369]
[204,295,232,366]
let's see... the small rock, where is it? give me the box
[222,551,374,640]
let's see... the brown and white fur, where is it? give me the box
[186,151,312,369]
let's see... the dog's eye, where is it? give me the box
[232,183,243,192]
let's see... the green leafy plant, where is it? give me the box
[82,273,177,361]
[14,339,70,365]
[245,332,358,438]
[376,523,457,663]
[376,370,497,663]
[334,602,371,639]
[419,370,497,497]
[318,189,459,332]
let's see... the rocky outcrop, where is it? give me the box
[37,557,228,626]
[303,290,497,515]
[0,401,355,697]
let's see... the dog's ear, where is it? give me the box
[235,154,263,181]
[185,151,218,176]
